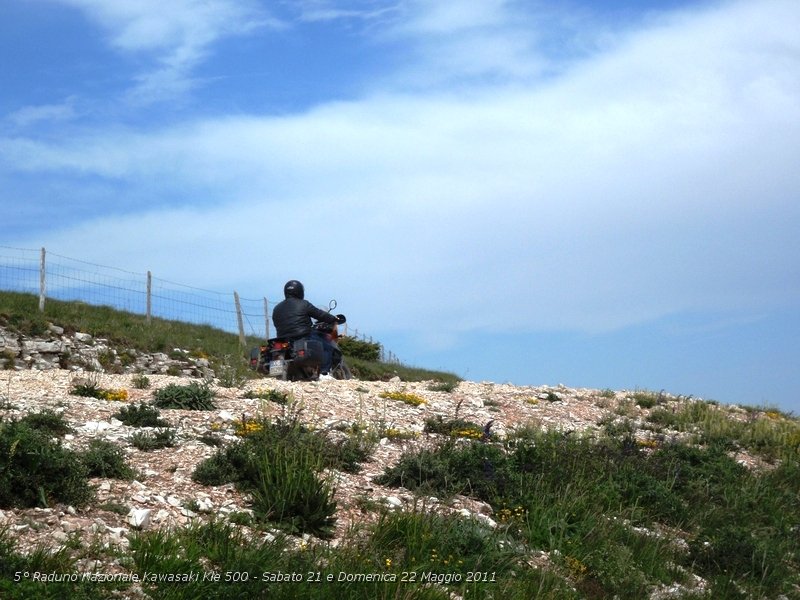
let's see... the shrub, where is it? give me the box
[424,415,484,438]
[337,336,381,361]
[153,382,216,410]
[631,389,661,408]
[70,376,104,398]
[130,428,177,451]
[375,439,511,501]
[243,388,290,405]
[380,390,427,406]
[192,443,252,486]
[113,402,170,428]
[192,417,344,537]
[250,444,338,538]
[69,375,128,401]
[79,439,135,480]
[0,420,93,508]
[131,374,150,389]
[428,380,458,393]
[18,410,73,436]
[330,431,376,474]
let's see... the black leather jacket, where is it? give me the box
[272,297,337,340]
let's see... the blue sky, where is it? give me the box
[1,0,798,413]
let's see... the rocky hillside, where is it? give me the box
[1,325,797,599]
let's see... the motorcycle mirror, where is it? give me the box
[328,299,337,311]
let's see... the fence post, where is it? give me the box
[146,271,152,324]
[234,291,246,347]
[38,247,46,312]
[263,298,270,341]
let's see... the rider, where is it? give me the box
[272,280,346,377]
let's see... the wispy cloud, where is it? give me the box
[48,0,279,104]
[292,0,400,23]
[6,97,79,128]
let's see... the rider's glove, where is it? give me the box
[336,314,346,324]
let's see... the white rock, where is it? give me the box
[82,421,111,432]
[106,526,128,538]
[126,508,151,529]
[384,496,403,508]
[474,513,498,529]
[217,410,236,422]
[155,509,171,522]
[52,531,70,544]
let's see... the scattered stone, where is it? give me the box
[127,508,152,529]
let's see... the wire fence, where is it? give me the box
[0,245,399,363]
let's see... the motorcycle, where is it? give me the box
[249,300,352,381]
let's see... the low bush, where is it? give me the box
[130,428,177,451]
[337,336,381,361]
[79,439,136,480]
[18,409,73,436]
[375,439,511,501]
[379,390,427,407]
[153,382,216,410]
[250,443,338,538]
[69,375,128,402]
[192,417,349,537]
[423,415,484,438]
[243,388,290,405]
[427,380,459,393]
[0,419,93,508]
[113,402,170,427]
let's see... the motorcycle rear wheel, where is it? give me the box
[331,361,352,380]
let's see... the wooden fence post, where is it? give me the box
[234,291,246,347]
[146,271,152,324]
[38,247,46,312]
[263,298,270,341]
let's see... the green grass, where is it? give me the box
[376,428,800,599]
[647,399,800,461]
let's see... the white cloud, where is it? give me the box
[293,0,399,23]
[47,0,278,103]
[6,97,79,128]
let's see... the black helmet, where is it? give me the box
[284,280,304,299]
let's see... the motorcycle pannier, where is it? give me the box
[292,339,324,366]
